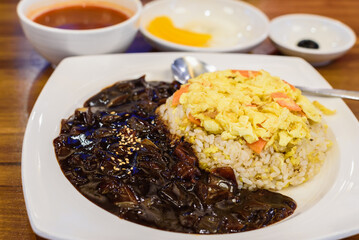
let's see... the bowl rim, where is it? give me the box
[139,0,269,52]
[16,0,142,35]
[269,13,356,56]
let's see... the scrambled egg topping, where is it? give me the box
[176,70,322,150]
[313,100,337,115]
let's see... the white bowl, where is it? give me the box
[17,0,142,65]
[139,0,269,52]
[269,14,356,66]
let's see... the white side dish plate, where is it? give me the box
[269,14,356,66]
[139,0,269,52]
[22,53,359,240]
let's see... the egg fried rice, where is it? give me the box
[157,70,332,190]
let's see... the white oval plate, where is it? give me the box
[22,52,359,240]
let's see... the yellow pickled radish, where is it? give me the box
[147,16,212,47]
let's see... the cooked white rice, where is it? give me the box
[157,96,331,191]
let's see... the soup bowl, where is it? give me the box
[17,0,142,65]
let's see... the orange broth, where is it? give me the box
[32,3,130,30]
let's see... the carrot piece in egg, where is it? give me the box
[282,80,296,91]
[271,92,289,99]
[275,99,302,112]
[248,138,267,154]
[245,104,257,107]
[188,113,201,126]
[172,84,190,107]
[271,92,302,112]
[231,70,260,78]
[298,110,307,117]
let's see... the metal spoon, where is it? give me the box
[171,56,217,83]
[171,56,359,101]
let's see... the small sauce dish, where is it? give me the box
[139,0,269,53]
[269,14,356,66]
[17,0,142,65]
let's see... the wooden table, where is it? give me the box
[1,0,358,239]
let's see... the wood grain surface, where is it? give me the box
[0,0,358,239]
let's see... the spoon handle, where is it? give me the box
[296,86,359,100]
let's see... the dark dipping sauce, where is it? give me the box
[32,4,129,30]
[297,39,320,49]
[53,76,296,234]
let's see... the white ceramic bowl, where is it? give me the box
[17,0,142,65]
[269,14,356,66]
[139,0,269,52]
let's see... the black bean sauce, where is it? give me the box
[53,76,296,234]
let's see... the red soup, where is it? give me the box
[32,4,130,30]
